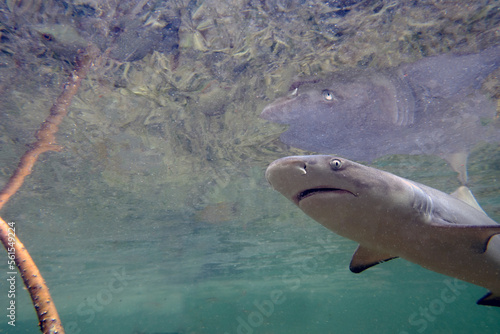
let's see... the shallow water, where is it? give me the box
[0,1,499,333]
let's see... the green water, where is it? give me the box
[0,1,499,333]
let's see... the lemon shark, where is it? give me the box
[261,46,500,184]
[265,155,500,306]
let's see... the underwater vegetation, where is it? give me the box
[0,0,499,333]
[1,0,498,208]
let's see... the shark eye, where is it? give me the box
[41,33,54,41]
[322,89,335,101]
[330,159,342,170]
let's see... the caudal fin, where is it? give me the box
[477,292,500,307]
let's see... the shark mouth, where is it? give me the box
[296,188,356,202]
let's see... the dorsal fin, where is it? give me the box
[444,152,468,184]
[450,186,486,214]
[349,245,398,273]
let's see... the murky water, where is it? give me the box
[0,1,499,333]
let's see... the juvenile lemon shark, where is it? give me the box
[261,47,500,183]
[265,155,500,307]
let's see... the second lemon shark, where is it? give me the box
[261,47,500,183]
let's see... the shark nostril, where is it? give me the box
[297,162,307,175]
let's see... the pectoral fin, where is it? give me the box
[349,245,398,273]
[477,292,500,307]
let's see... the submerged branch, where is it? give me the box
[0,46,98,334]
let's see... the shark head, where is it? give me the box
[259,72,414,161]
[265,155,423,243]
[260,73,401,126]
[265,155,360,204]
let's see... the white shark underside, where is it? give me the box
[265,155,500,307]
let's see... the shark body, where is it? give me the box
[261,47,500,183]
[265,155,500,306]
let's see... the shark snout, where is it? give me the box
[260,94,309,123]
[265,157,310,185]
[266,157,316,204]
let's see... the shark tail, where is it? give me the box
[477,292,500,307]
